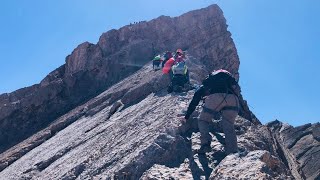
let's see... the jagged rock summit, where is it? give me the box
[0,4,319,180]
[0,61,293,179]
[267,120,320,180]
[0,4,250,154]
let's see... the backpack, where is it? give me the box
[153,55,161,62]
[172,62,187,75]
[202,69,237,94]
[210,69,232,77]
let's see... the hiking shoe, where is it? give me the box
[196,144,211,154]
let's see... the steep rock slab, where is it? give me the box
[140,117,292,179]
[0,90,189,179]
[0,53,258,172]
[0,62,169,172]
[0,93,290,179]
[1,62,287,179]
[268,120,320,180]
[0,4,251,153]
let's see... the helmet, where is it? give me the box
[176,49,183,54]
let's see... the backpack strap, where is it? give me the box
[221,106,239,112]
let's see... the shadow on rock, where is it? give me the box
[177,118,230,180]
[198,154,213,179]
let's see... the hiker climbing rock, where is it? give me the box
[163,49,190,93]
[162,51,173,68]
[180,69,240,155]
[168,61,190,93]
[162,49,185,73]
[174,49,186,63]
[152,55,162,71]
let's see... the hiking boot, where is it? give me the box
[196,144,211,154]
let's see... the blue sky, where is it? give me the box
[0,0,319,126]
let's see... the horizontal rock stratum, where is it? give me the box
[0,4,318,180]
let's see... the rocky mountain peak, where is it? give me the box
[65,42,100,75]
[0,4,249,154]
[0,4,318,180]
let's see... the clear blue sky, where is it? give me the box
[1,0,319,126]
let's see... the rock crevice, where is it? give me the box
[268,120,320,180]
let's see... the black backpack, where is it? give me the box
[202,69,237,95]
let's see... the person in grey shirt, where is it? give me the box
[181,69,240,154]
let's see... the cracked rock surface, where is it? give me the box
[268,121,320,180]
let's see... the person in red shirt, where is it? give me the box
[163,49,186,74]
[162,51,173,68]
[162,54,175,74]
[163,49,190,93]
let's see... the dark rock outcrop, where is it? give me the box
[0,4,257,153]
[268,120,320,180]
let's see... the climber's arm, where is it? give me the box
[184,85,206,119]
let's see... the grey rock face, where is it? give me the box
[0,53,290,179]
[210,150,293,180]
[0,64,186,179]
[268,120,320,180]
[1,4,258,153]
[1,3,311,180]
[0,61,293,179]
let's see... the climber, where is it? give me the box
[174,49,186,63]
[168,61,190,93]
[162,51,173,68]
[180,69,240,155]
[163,49,190,93]
[152,55,162,71]
[162,49,185,74]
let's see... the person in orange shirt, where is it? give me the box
[162,53,175,75]
[162,51,173,68]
